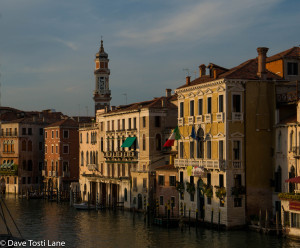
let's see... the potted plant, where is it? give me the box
[186,182,195,195]
[215,186,226,202]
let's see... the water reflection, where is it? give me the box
[1,195,300,248]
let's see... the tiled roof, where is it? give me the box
[102,95,177,115]
[155,164,177,171]
[267,47,300,62]
[45,118,78,128]
[177,58,282,90]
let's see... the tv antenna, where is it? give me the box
[183,68,190,76]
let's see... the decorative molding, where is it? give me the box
[231,132,244,138]
[197,90,204,96]
[217,86,225,92]
[187,92,196,98]
[205,88,213,94]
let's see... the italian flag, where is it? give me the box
[163,126,181,147]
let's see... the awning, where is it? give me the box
[121,137,136,148]
[285,177,300,183]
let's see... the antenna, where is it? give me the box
[183,68,190,76]
[193,70,197,80]
[122,93,127,105]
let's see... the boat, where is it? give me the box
[73,202,96,210]
[0,195,25,247]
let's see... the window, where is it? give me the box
[232,94,241,112]
[219,95,224,112]
[143,178,147,188]
[22,128,26,135]
[45,131,48,138]
[234,174,242,187]
[28,140,32,151]
[155,116,160,127]
[122,119,125,130]
[289,166,296,193]
[56,130,59,138]
[86,133,89,144]
[207,140,211,159]
[180,171,183,183]
[22,177,26,184]
[219,174,224,187]
[287,62,298,76]
[133,118,136,129]
[86,151,89,165]
[180,142,184,158]
[27,177,31,184]
[207,97,212,114]
[100,122,104,132]
[101,137,104,152]
[198,99,203,115]
[51,145,54,154]
[133,177,137,189]
[291,213,300,228]
[107,121,110,131]
[169,176,176,186]
[160,196,164,206]
[56,145,58,153]
[39,128,43,135]
[190,141,194,158]
[180,102,184,118]
[207,197,211,205]
[142,134,146,151]
[128,118,131,129]
[51,131,54,138]
[63,130,69,139]
[158,175,165,186]
[63,145,69,154]
[156,134,162,151]
[171,197,175,207]
[80,133,82,143]
[6,177,9,184]
[124,188,127,202]
[81,152,84,166]
[28,160,33,171]
[233,140,241,160]
[45,145,47,154]
[63,161,69,172]
[234,198,242,207]
[290,131,294,151]
[219,140,224,159]
[207,173,211,186]
[28,128,32,135]
[142,117,146,128]
[117,120,120,130]
[275,166,282,193]
[190,100,194,116]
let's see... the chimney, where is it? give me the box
[161,98,166,107]
[186,76,191,86]
[199,64,206,77]
[166,89,172,97]
[257,47,269,79]
[111,106,116,111]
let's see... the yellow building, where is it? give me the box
[175,47,282,227]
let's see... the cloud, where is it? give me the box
[115,0,282,46]
[51,37,78,51]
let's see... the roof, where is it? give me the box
[267,47,300,63]
[100,95,177,115]
[45,118,78,128]
[155,164,177,171]
[177,58,282,90]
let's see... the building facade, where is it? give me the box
[174,47,282,227]
[43,119,79,192]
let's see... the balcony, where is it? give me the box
[88,164,97,171]
[188,116,194,125]
[204,114,211,123]
[232,112,243,122]
[48,171,52,177]
[103,150,138,160]
[131,166,148,173]
[62,171,70,177]
[216,112,224,122]
[232,161,242,169]
[174,159,225,170]
[52,171,57,177]
[0,131,18,137]
[196,115,203,124]
[178,118,184,126]
[0,164,18,176]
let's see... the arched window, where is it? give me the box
[3,141,7,152]
[22,160,26,170]
[197,128,204,158]
[290,130,294,151]
[81,151,84,166]
[124,188,127,202]
[28,140,32,151]
[86,151,89,165]
[22,140,26,151]
[28,160,33,171]
[7,141,11,152]
[86,133,89,144]
[206,136,212,159]
[90,152,93,164]
[142,134,146,151]
[11,141,14,152]
[111,137,115,152]
[277,131,281,152]
[275,166,282,193]
[289,166,296,193]
[155,134,161,151]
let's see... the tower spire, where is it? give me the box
[100,38,104,53]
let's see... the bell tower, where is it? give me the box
[93,39,112,113]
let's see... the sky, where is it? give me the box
[0,0,299,116]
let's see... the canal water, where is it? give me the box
[1,195,299,248]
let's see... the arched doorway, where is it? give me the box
[197,179,205,220]
[138,194,143,210]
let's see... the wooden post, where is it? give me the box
[259,209,262,230]
[188,208,191,230]
[218,208,221,231]
[276,211,279,236]
[70,189,73,206]
[196,208,198,229]
[211,209,214,228]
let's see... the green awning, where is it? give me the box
[121,137,136,148]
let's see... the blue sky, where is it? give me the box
[0,0,299,116]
